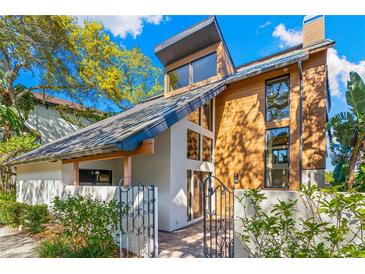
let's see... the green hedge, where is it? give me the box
[0,200,49,233]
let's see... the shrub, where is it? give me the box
[46,195,124,258]
[238,185,365,258]
[0,190,16,201]
[22,204,49,233]
[0,201,28,226]
[38,235,72,258]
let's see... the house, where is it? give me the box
[7,15,333,232]
[28,92,91,144]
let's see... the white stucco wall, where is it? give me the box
[168,99,215,231]
[302,169,326,188]
[132,129,171,231]
[26,104,88,144]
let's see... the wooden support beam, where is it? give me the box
[123,156,132,187]
[62,139,154,164]
[73,161,79,186]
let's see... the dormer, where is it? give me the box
[154,16,235,97]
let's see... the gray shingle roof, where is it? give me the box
[7,39,334,166]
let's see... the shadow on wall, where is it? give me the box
[16,180,119,206]
[215,90,264,189]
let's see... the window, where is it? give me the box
[265,127,289,188]
[202,136,213,162]
[266,76,290,121]
[187,129,200,160]
[79,169,112,185]
[187,108,200,125]
[168,64,189,90]
[201,99,213,131]
[168,52,217,91]
[187,170,192,221]
[192,53,217,83]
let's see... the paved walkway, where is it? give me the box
[0,226,40,258]
[158,221,204,258]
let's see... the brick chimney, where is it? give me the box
[303,15,325,47]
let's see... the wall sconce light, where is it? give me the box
[233,173,239,184]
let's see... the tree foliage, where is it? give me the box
[328,71,365,190]
[0,15,162,139]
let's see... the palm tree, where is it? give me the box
[328,72,365,190]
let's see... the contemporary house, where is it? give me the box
[8,15,333,232]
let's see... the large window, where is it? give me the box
[187,129,201,160]
[187,100,213,131]
[187,108,200,125]
[201,99,213,131]
[79,169,112,185]
[168,52,217,91]
[168,64,189,91]
[202,136,213,162]
[265,127,289,188]
[265,76,290,121]
[192,53,217,83]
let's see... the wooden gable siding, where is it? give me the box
[164,42,233,97]
[302,52,327,170]
[214,51,327,190]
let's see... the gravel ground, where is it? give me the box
[0,226,41,258]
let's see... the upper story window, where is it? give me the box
[265,75,290,122]
[168,52,217,92]
[192,53,217,83]
[168,64,190,91]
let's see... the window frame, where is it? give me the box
[264,126,290,189]
[167,51,217,92]
[191,52,217,84]
[202,135,213,163]
[167,63,190,91]
[265,74,290,122]
[187,129,201,161]
[79,169,113,185]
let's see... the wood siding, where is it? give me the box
[214,51,327,190]
[303,17,325,47]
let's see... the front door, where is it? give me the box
[187,170,211,221]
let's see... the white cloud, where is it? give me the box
[76,15,166,38]
[327,48,365,98]
[258,21,272,29]
[272,23,302,48]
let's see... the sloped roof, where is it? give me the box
[32,92,82,109]
[9,82,227,165]
[7,39,334,166]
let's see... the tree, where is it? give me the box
[328,72,365,190]
[0,16,162,139]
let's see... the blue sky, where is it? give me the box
[21,15,365,170]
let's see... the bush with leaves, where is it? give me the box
[39,195,125,258]
[0,201,28,226]
[238,185,365,258]
[21,204,49,233]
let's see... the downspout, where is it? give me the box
[298,61,303,187]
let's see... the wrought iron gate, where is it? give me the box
[117,184,157,258]
[203,175,234,258]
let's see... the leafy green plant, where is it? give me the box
[328,71,365,190]
[0,189,15,201]
[21,204,49,233]
[0,201,29,226]
[44,195,125,258]
[238,185,365,258]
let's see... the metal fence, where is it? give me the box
[116,184,157,258]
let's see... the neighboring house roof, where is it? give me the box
[32,92,82,109]
[7,39,334,166]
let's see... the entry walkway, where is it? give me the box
[0,226,40,258]
[158,221,204,258]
